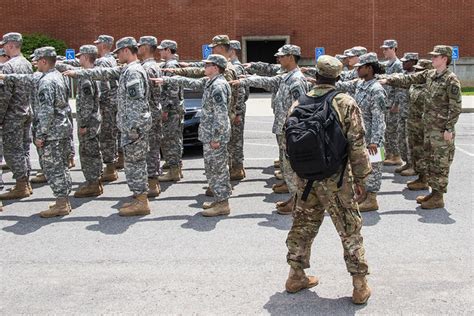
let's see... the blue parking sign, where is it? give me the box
[452,46,459,61]
[202,45,212,59]
[65,49,75,60]
[315,47,325,61]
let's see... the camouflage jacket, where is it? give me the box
[95,53,118,102]
[75,60,152,140]
[398,69,416,119]
[340,68,358,82]
[159,58,184,114]
[293,84,371,185]
[231,58,249,111]
[246,62,281,77]
[336,78,387,146]
[382,58,404,108]
[164,74,231,144]
[408,83,429,116]
[386,68,462,131]
[240,67,308,135]
[141,58,162,117]
[0,55,33,122]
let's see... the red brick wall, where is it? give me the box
[0,0,471,60]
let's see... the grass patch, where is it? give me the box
[462,87,474,95]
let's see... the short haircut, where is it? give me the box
[315,73,337,85]
[169,48,177,54]
[127,46,138,55]
[217,65,226,74]
[366,62,385,75]
[42,56,57,66]
[85,53,97,64]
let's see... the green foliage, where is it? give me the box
[21,33,67,60]
[461,87,474,95]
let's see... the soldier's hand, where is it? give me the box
[150,78,164,86]
[0,74,5,80]
[179,62,190,68]
[163,68,177,74]
[443,130,454,141]
[242,63,251,68]
[238,74,248,79]
[354,184,367,203]
[367,143,378,155]
[306,77,317,85]
[389,104,399,113]
[301,67,310,73]
[233,115,242,125]
[378,79,388,85]
[79,127,87,136]
[62,70,77,78]
[210,141,220,149]
[35,139,44,148]
[162,112,169,122]
[229,80,241,87]
[129,130,139,141]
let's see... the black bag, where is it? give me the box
[285,90,349,201]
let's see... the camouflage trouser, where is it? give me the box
[3,117,32,179]
[32,124,44,171]
[422,129,455,193]
[407,104,425,174]
[398,115,409,163]
[79,132,102,182]
[276,134,298,195]
[122,132,149,195]
[161,111,183,168]
[366,161,382,193]
[203,143,232,202]
[147,113,162,178]
[99,99,118,164]
[41,139,72,198]
[228,116,245,169]
[67,111,75,160]
[286,172,369,275]
[384,109,400,156]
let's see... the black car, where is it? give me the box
[183,89,203,147]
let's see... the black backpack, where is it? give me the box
[285,90,349,201]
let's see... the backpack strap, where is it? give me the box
[301,179,314,201]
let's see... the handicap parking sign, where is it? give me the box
[452,46,459,61]
[202,45,212,59]
[315,47,325,61]
[66,49,75,60]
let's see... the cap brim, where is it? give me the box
[75,53,82,57]
[428,51,441,56]
[112,47,121,53]
[157,45,164,49]
[93,40,101,44]
[413,65,425,69]
[0,41,5,45]
[208,43,217,48]
[380,45,391,49]
[201,59,213,64]
[400,58,408,62]
[354,62,365,67]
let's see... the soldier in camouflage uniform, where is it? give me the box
[65,37,152,216]
[394,52,419,176]
[57,45,104,198]
[337,53,387,212]
[0,47,73,217]
[94,35,120,181]
[340,46,367,83]
[0,32,34,200]
[406,59,433,189]
[380,45,462,209]
[153,54,232,217]
[380,39,404,166]
[0,48,8,181]
[157,40,185,182]
[285,55,372,305]
[231,45,308,214]
[138,36,162,197]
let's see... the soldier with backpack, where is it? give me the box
[284,55,372,305]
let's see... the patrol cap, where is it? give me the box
[315,55,343,79]
[0,32,22,45]
[230,40,241,50]
[413,59,433,70]
[202,54,227,69]
[274,44,301,57]
[157,39,177,51]
[335,54,347,62]
[138,36,158,47]
[428,45,453,57]
[354,52,379,67]
[76,45,98,57]
[32,46,57,61]
[343,49,352,57]
[94,35,114,45]
[345,46,368,57]
[380,39,398,49]
[208,35,230,48]
[0,48,7,56]
[112,37,138,53]
[400,52,419,62]
[29,48,39,60]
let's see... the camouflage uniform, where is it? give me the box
[0,42,33,181]
[337,53,387,193]
[159,53,184,169]
[239,45,308,196]
[163,60,232,202]
[286,58,371,275]
[75,55,152,195]
[385,47,462,193]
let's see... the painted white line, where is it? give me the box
[246,142,278,148]
[245,130,273,134]
[455,143,474,147]
[245,158,276,160]
[456,146,474,157]
[245,120,274,124]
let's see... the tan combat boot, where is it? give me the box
[205,187,214,197]
[40,197,71,218]
[116,151,125,169]
[147,178,161,198]
[0,177,31,200]
[407,175,429,191]
[158,166,180,182]
[31,172,47,184]
[68,157,75,169]
[274,170,284,180]
[272,181,289,194]
[230,165,246,181]
[395,163,410,173]
[383,155,403,166]
[27,181,33,195]
[274,158,280,169]
[202,201,217,209]
[74,181,103,198]
[352,275,371,305]
[1,163,10,170]
[421,191,444,209]
[416,192,433,204]
[161,161,170,170]
[382,153,393,166]
[119,193,151,216]
[400,167,416,176]
[285,267,319,293]
[0,201,3,212]
[102,163,118,182]
[202,199,230,217]
[276,196,294,215]
[358,192,379,212]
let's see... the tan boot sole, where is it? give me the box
[286,276,319,293]
[352,288,371,305]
